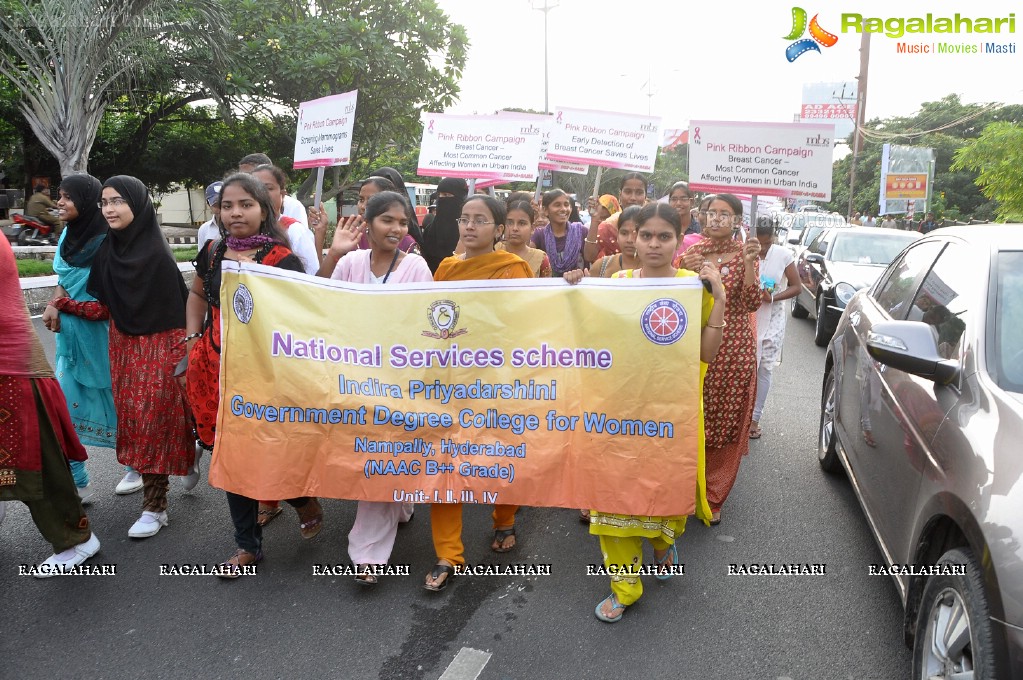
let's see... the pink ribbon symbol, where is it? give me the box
[556,112,563,124]
[693,127,701,144]
[428,119,435,132]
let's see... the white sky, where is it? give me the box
[435,0,1023,128]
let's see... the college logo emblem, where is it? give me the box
[784,7,838,62]
[640,299,688,346]
[232,284,254,324]
[422,300,467,339]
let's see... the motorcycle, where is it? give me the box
[5,212,60,246]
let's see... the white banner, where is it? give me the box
[417,114,543,181]
[293,91,358,169]
[687,120,834,201]
[547,107,661,172]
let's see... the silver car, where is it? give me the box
[819,225,1023,678]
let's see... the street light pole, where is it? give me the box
[531,0,559,114]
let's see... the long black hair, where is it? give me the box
[217,172,290,246]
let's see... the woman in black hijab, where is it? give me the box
[369,167,424,245]
[420,177,468,273]
[87,175,195,540]
[41,174,118,501]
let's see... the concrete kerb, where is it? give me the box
[21,262,196,316]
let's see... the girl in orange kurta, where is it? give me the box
[425,195,533,592]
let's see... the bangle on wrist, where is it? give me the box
[706,321,726,329]
[183,332,202,343]
[584,238,598,245]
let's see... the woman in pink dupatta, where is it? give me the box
[320,191,432,585]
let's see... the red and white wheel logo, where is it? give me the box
[640,299,688,345]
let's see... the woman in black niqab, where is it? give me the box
[87,175,187,335]
[421,177,468,273]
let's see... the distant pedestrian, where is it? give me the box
[919,212,938,233]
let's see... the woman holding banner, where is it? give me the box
[531,189,587,277]
[572,202,725,623]
[182,173,323,576]
[86,175,195,539]
[583,174,647,263]
[425,195,533,592]
[325,190,432,585]
[676,194,762,525]
[497,197,551,277]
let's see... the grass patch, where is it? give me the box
[17,259,55,277]
[174,247,198,262]
[15,247,198,278]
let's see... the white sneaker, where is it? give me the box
[35,532,101,578]
[77,484,96,505]
[180,446,202,492]
[128,510,168,538]
[115,470,143,495]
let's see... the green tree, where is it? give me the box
[0,0,229,177]
[223,0,468,201]
[825,95,1023,220]
[951,122,1023,222]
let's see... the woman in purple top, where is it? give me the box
[531,189,588,277]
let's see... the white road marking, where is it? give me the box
[438,647,492,680]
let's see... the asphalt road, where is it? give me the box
[2,314,912,680]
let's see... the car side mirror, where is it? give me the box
[865,320,960,385]
[788,237,800,245]
[805,253,825,265]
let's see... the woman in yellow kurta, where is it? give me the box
[584,202,726,623]
[425,195,533,591]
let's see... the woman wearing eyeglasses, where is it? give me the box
[675,193,761,525]
[86,176,194,539]
[425,195,533,592]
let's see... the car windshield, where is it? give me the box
[829,233,918,265]
[992,251,1023,394]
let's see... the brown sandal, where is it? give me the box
[217,548,262,579]
[256,504,283,527]
[295,498,324,539]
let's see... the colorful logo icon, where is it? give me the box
[784,7,838,62]
[422,299,467,339]
[640,299,688,346]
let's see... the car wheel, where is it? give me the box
[818,368,842,474]
[792,296,809,319]
[912,547,996,679]
[814,297,831,347]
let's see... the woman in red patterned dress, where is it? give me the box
[182,173,323,576]
[676,193,762,524]
[86,175,195,539]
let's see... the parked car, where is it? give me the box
[779,212,847,260]
[793,226,921,346]
[819,224,1023,678]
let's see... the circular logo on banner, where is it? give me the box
[233,284,254,324]
[640,298,688,345]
